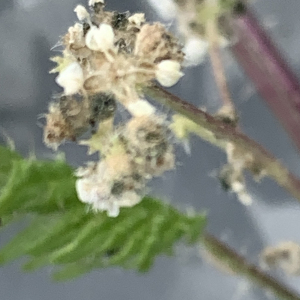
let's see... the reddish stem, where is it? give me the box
[230,7,300,152]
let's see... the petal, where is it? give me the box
[55,62,84,95]
[127,99,156,116]
[74,5,90,21]
[85,24,115,52]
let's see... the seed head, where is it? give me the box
[44,103,73,149]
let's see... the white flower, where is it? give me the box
[155,60,183,87]
[128,13,145,27]
[74,5,90,21]
[183,37,208,67]
[231,181,252,206]
[118,191,141,207]
[106,203,120,218]
[55,62,84,95]
[147,0,177,21]
[75,161,142,217]
[76,179,98,204]
[127,99,156,116]
[68,23,85,46]
[89,0,104,6]
[85,24,115,52]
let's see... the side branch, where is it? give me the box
[205,2,235,111]
[145,83,300,202]
[204,234,300,300]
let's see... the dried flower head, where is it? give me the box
[76,158,144,217]
[44,93,117,149]
[44,0,184,216]
[44,103,73,150]
[124,115,175,177]
[261,241,300,276]
[43,97,91,149]
[51,2,184,107]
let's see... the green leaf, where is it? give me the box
[0,146,21,189]
[27,207,90,256]
[3,198,206,280]
[52,259,103,281]
[0,214,62,264]
[0,146,207,280]
[0,158,80,216]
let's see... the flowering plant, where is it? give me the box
[2,1,300,299]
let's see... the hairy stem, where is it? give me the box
[145,83,300,202]
[204,234,300,300]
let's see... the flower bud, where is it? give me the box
[147,0,177,21]
[155,60,183,87]
[128,13,145,27]
[85,24,115,52]
[74,5,90,21]
[127,99,156,116]
[183,37,208,67]
[55,62,84,95]
[89,0,104,6]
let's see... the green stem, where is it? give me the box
[204,234,300,300]
[145,83,300,202]
[205,0,235,111]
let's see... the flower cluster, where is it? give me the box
[43,0,183,216]
[76,114,174,217]
[148,0,234,66]
[51,1,183,102]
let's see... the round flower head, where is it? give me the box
[55,62,84,95]
[47,1,185,216]
[85,24,115,52]
[75,158,144,217]
[155,60,183,87]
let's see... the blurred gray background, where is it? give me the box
[1,0,300,299]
